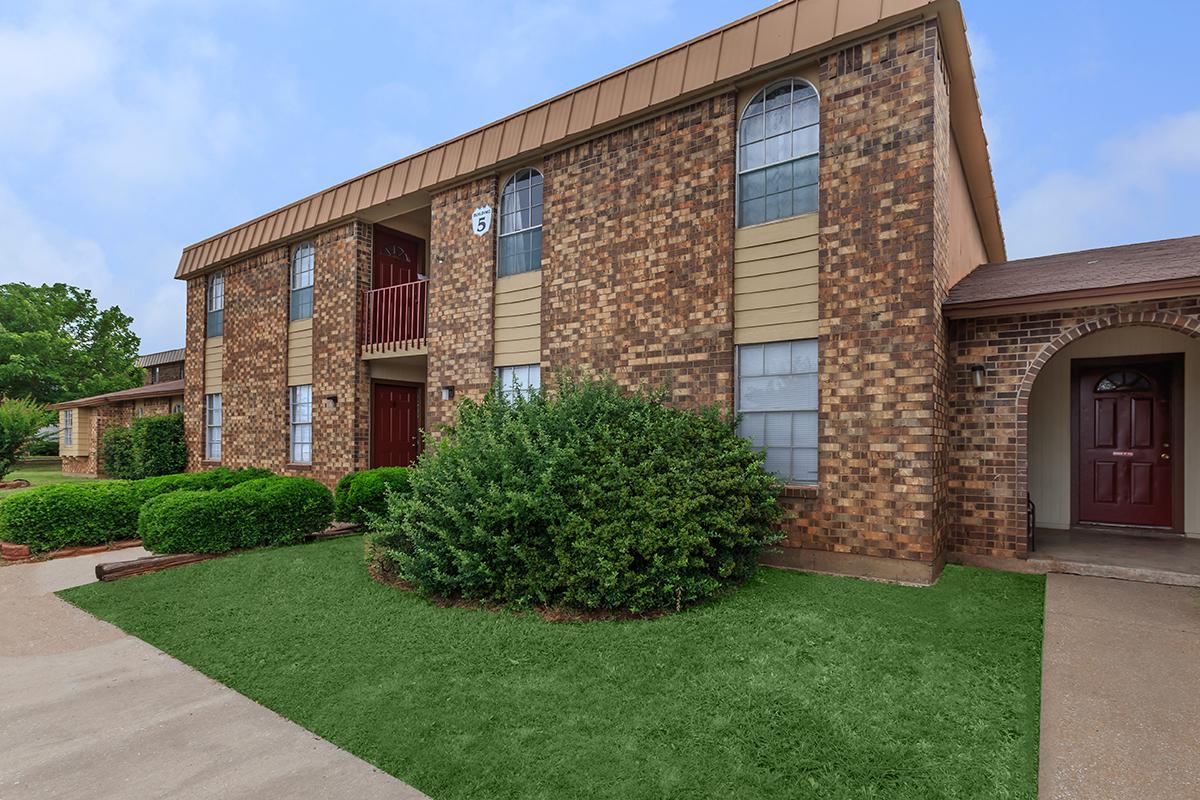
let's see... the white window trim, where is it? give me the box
[289,384,313,464]
[736,78,820,228]
[735,339,819,485]
[205,393,222,461]
[497,167,544,277]
[495,364,541,402]
[62,410,73,447]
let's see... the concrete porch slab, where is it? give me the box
[1028,529,1200,588]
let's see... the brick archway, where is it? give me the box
[1013,309,1200,549]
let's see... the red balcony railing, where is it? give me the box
[362,279,428,353]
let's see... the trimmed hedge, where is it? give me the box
[131,413,186,477]
[139,476,333,554]
[100,426,138,480]
[0,467,273,553]
[370,374,783,613]
[334,467,411,525]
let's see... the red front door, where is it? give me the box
[372,383,422,467]
[1076,358,1177,529]
[373,227,423,290]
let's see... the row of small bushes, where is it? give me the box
[0,467,272,553]
[101,413,186,480]
[333,467,410,525]
[140,476,333,554]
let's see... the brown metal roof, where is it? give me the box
[50,380,185,410]
[136,348,185,368]
[944,235,1200,318]
[176,0,1004,279]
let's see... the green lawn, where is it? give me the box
[62,537,1044,800]
[2,458,92,492]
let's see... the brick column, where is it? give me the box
[426,177,498,436]
[183,277,207,471]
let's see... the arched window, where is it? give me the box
[498,168,543,277]
[738,78,819,227]
[290,241,315,321]
[1095,370,1153,392]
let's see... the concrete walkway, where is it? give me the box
[0,551,427,800]
[1040,574,1200,799]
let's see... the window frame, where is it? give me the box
[736,77,820,228]
[204,393,222,461]
[497,167,544,277]
[735,339,819,485]
[62,409,73,447]
[290,241,315,321]
[289,384,313,464]
[495,363,542,402]
[206,272,225,338]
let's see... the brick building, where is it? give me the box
[172,0,1200,583]
[54,348,185,476]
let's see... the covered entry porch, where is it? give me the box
[945,235,1200,583]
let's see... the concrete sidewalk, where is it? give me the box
[0,550,427,800]
[1040,574,1200,799]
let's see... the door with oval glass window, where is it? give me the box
[1074,355,1181,530]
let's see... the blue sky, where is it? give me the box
[2,0,1198,352]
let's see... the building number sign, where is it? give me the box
[471,205,493,236]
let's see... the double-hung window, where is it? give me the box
[497,168,543,277]
[289,385,313,464]
[205,393,222,461]
[62,410,73,447]
[290,242,314,321]
[736,339,818,484]
[496,364,541,402]
[207,272,225,337]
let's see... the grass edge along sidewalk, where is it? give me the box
[62,536,1044,800]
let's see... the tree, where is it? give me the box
[0,283,141,405]
[0,398,49,479]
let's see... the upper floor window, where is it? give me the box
[738,78,819,227]
[290,242,315,321]
[62,409,73,447]
[498,168,543,277]
[149,366,160,384]
[206,272,225,337]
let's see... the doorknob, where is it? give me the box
[1161,453,1171,460]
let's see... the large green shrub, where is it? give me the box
[0,467,274,552]
[131,413,186,477]
[0,481,141,552]
[370,375,783,613]
[334,467,411,525]
[100,425,138,479]
[139,476,333,554]
[0,398,49,479]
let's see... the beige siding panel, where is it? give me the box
[734,213,819,247]
[59,409,91,456]
[734,284,818,311]
[733,212,819,345]
[287,319,314,386]
[735,267,818,294]
[204,336,224,393]
[494,272,542,366]
[734,319,819,345]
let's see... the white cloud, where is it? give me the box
[1004,110,1200,258]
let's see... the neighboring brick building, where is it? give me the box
[170,0,1200,583]
[53,348,185,476]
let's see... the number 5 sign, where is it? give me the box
[471,205,493,236]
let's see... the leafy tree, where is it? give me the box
[0,283,141,405]
[0,398,50,479]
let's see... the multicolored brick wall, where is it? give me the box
[773,21,948,578]
[142,361,183,385]
[948,298,1200,558]
[426,177,498,436]
[183,222,370,485]
[540,95,737,409]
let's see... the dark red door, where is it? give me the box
[373,227,423,290]
[372,383,422,467]
[1076,360,1175,528]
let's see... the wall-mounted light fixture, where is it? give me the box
[440,385,455,401]
[323,394,338,409]
[970,365,986,390]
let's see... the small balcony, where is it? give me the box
[362,279,428,355]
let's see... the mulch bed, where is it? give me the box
[0,479,30,490]
[1,538,142,564]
